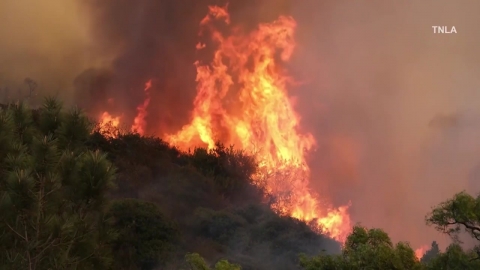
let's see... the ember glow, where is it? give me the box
[164,6,352,242]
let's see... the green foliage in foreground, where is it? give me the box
[106,199,179,270]
[0,98,337,269]
[0,99,116,269]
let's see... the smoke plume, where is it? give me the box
[289,0,480,249]
[75,0,295,133]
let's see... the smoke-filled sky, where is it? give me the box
[0,0,109,102]
[1,0,479,251]
[290,0,480,249]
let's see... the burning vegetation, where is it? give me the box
[2,1,480,269]
[96,5,351,242]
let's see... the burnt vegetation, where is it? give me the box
[2,98,480,270]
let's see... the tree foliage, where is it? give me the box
[422,243,480,269]
[420,241,440,263]
[426,191,480,243]
[189,143,258,199]
[299,226,422,270]
[298,191,480,270]
[107,199,179,270]
[185,253,241,270]
[0,99,116,269]
[423,191,480,268]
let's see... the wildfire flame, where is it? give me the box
[415,245,429,260]
[98,111,121,138]
[131,79,153,135]
[97,80,152,138]
[94,5,352,242]
[165,6,352,242]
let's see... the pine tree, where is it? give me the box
[0,98,116,269]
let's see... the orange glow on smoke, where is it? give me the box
[131,79,153,135]
[164,5,352,242]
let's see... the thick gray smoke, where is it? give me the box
[289,0,480,250]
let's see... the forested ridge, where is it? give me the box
[1,99,480,269]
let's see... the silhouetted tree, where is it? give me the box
[421,241,440,263]
[424,243,480,269]
[426,191,480,244]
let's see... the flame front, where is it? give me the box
[165,6,352,242]
[98,111,121,138]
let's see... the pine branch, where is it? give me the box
[5,223,27,242]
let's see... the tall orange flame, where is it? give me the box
[165,6,352,242]
[131,79,153,135]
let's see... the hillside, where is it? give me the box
[87,121,341,269]
[3,100,480,270]
[0,100,339,270]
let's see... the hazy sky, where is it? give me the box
[1,0,479,251]
[0,0,109,102]
[289,0,480,249]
